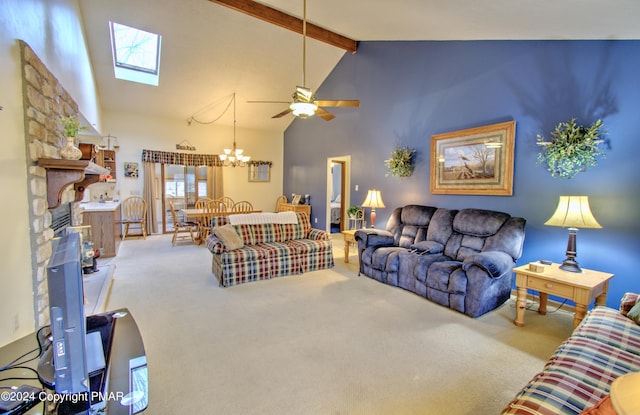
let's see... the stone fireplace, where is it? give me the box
[20,41,86,327]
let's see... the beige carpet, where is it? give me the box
[106,234,574,415]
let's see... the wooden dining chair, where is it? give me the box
[168,201,198,246]
[275,195,287,212]
[232,201,253,213]
[195,198,213,209]
[219,196,235,211]
[199,200,223,242]
[121,196,147,240]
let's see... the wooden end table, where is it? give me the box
[342,229,357,263]
[513,262,614,329]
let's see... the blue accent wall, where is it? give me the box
[283,40,640,308]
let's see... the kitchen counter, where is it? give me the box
[80,201,121,212]
[81,201,122,257]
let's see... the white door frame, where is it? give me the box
[326,155,351,232]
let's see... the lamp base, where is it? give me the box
[559,259,583,273]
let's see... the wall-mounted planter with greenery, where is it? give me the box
[536,118,606,179]
[385,145,416,178]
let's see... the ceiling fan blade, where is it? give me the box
[272,108,293,119]
[247,100,290,104]
[316,107,335,121]
[315,100,360,107]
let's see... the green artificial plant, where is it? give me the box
[61,115,87,138]
[536,118,606,179]
[347,205,363,219]
[385,145,416,178]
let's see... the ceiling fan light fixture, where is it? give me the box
[290,101,318,118]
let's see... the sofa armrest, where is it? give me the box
[308,228,330,241]
[205,235,224,254]
[462,251,514,279]
[354,229,394,249]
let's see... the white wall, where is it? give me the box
[102,111,284,218]
[0,0,101,346]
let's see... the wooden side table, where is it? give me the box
[513,262,614,329]
[342,229,357,263]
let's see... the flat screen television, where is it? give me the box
[37,232,108,413]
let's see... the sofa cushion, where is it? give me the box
[213,225,244,250]
[545,336,640,393]
[220,245,270,263]
[453,208,510,237]
[426,208,456,245]
[426,261,464,293]
[254,223,285,244]
[386,205,437,247]
[573,307,640,357]
[502,370,608,415]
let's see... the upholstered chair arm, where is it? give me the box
[354,229,394,250]
[462,251,514,279]
[308,228,330,241]
[205,235,224,254]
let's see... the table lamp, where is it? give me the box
[544,195,601,273]
[361,189,385,228]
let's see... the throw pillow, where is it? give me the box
[579,395,616,415]
[627,301,640,324]
[620,292,640,316]
[213,225,244,250]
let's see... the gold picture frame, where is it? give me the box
[430,120,516,196]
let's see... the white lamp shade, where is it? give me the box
[361,189,386,209]
[545,196,602,229]
[290,101,318,117]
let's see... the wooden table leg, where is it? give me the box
[344,239,350,263]
[538,292,548,315]
[595,281,609,307]
[515,286,527,327]
[574,303,587,328]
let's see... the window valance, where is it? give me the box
[142,149,222,166]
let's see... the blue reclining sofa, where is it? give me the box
[356,205,526,317]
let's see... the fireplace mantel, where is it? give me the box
[38,158,110,209]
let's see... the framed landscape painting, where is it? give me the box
[430,120,516,195]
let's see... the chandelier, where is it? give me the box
[219,93,250,167]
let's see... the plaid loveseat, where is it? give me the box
[205,212,333,287]
[502,293,640,415]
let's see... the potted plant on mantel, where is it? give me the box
[536,118,607,179]
[59,115,87,160]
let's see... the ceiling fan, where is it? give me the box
[248,0,359,121]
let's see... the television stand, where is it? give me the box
[0,308,147,415]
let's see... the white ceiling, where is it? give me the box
[78,0,640,133]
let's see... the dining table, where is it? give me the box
[181,208,262,220]
[180,208,262,244]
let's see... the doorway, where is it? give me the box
[160,164,211,234]
[326,156,351,233]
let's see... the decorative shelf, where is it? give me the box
[38,158,110,209]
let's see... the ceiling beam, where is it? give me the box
[208,0,357,54]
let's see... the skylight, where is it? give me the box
[109,21,161,86]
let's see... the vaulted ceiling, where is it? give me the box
[78,0,640,133]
